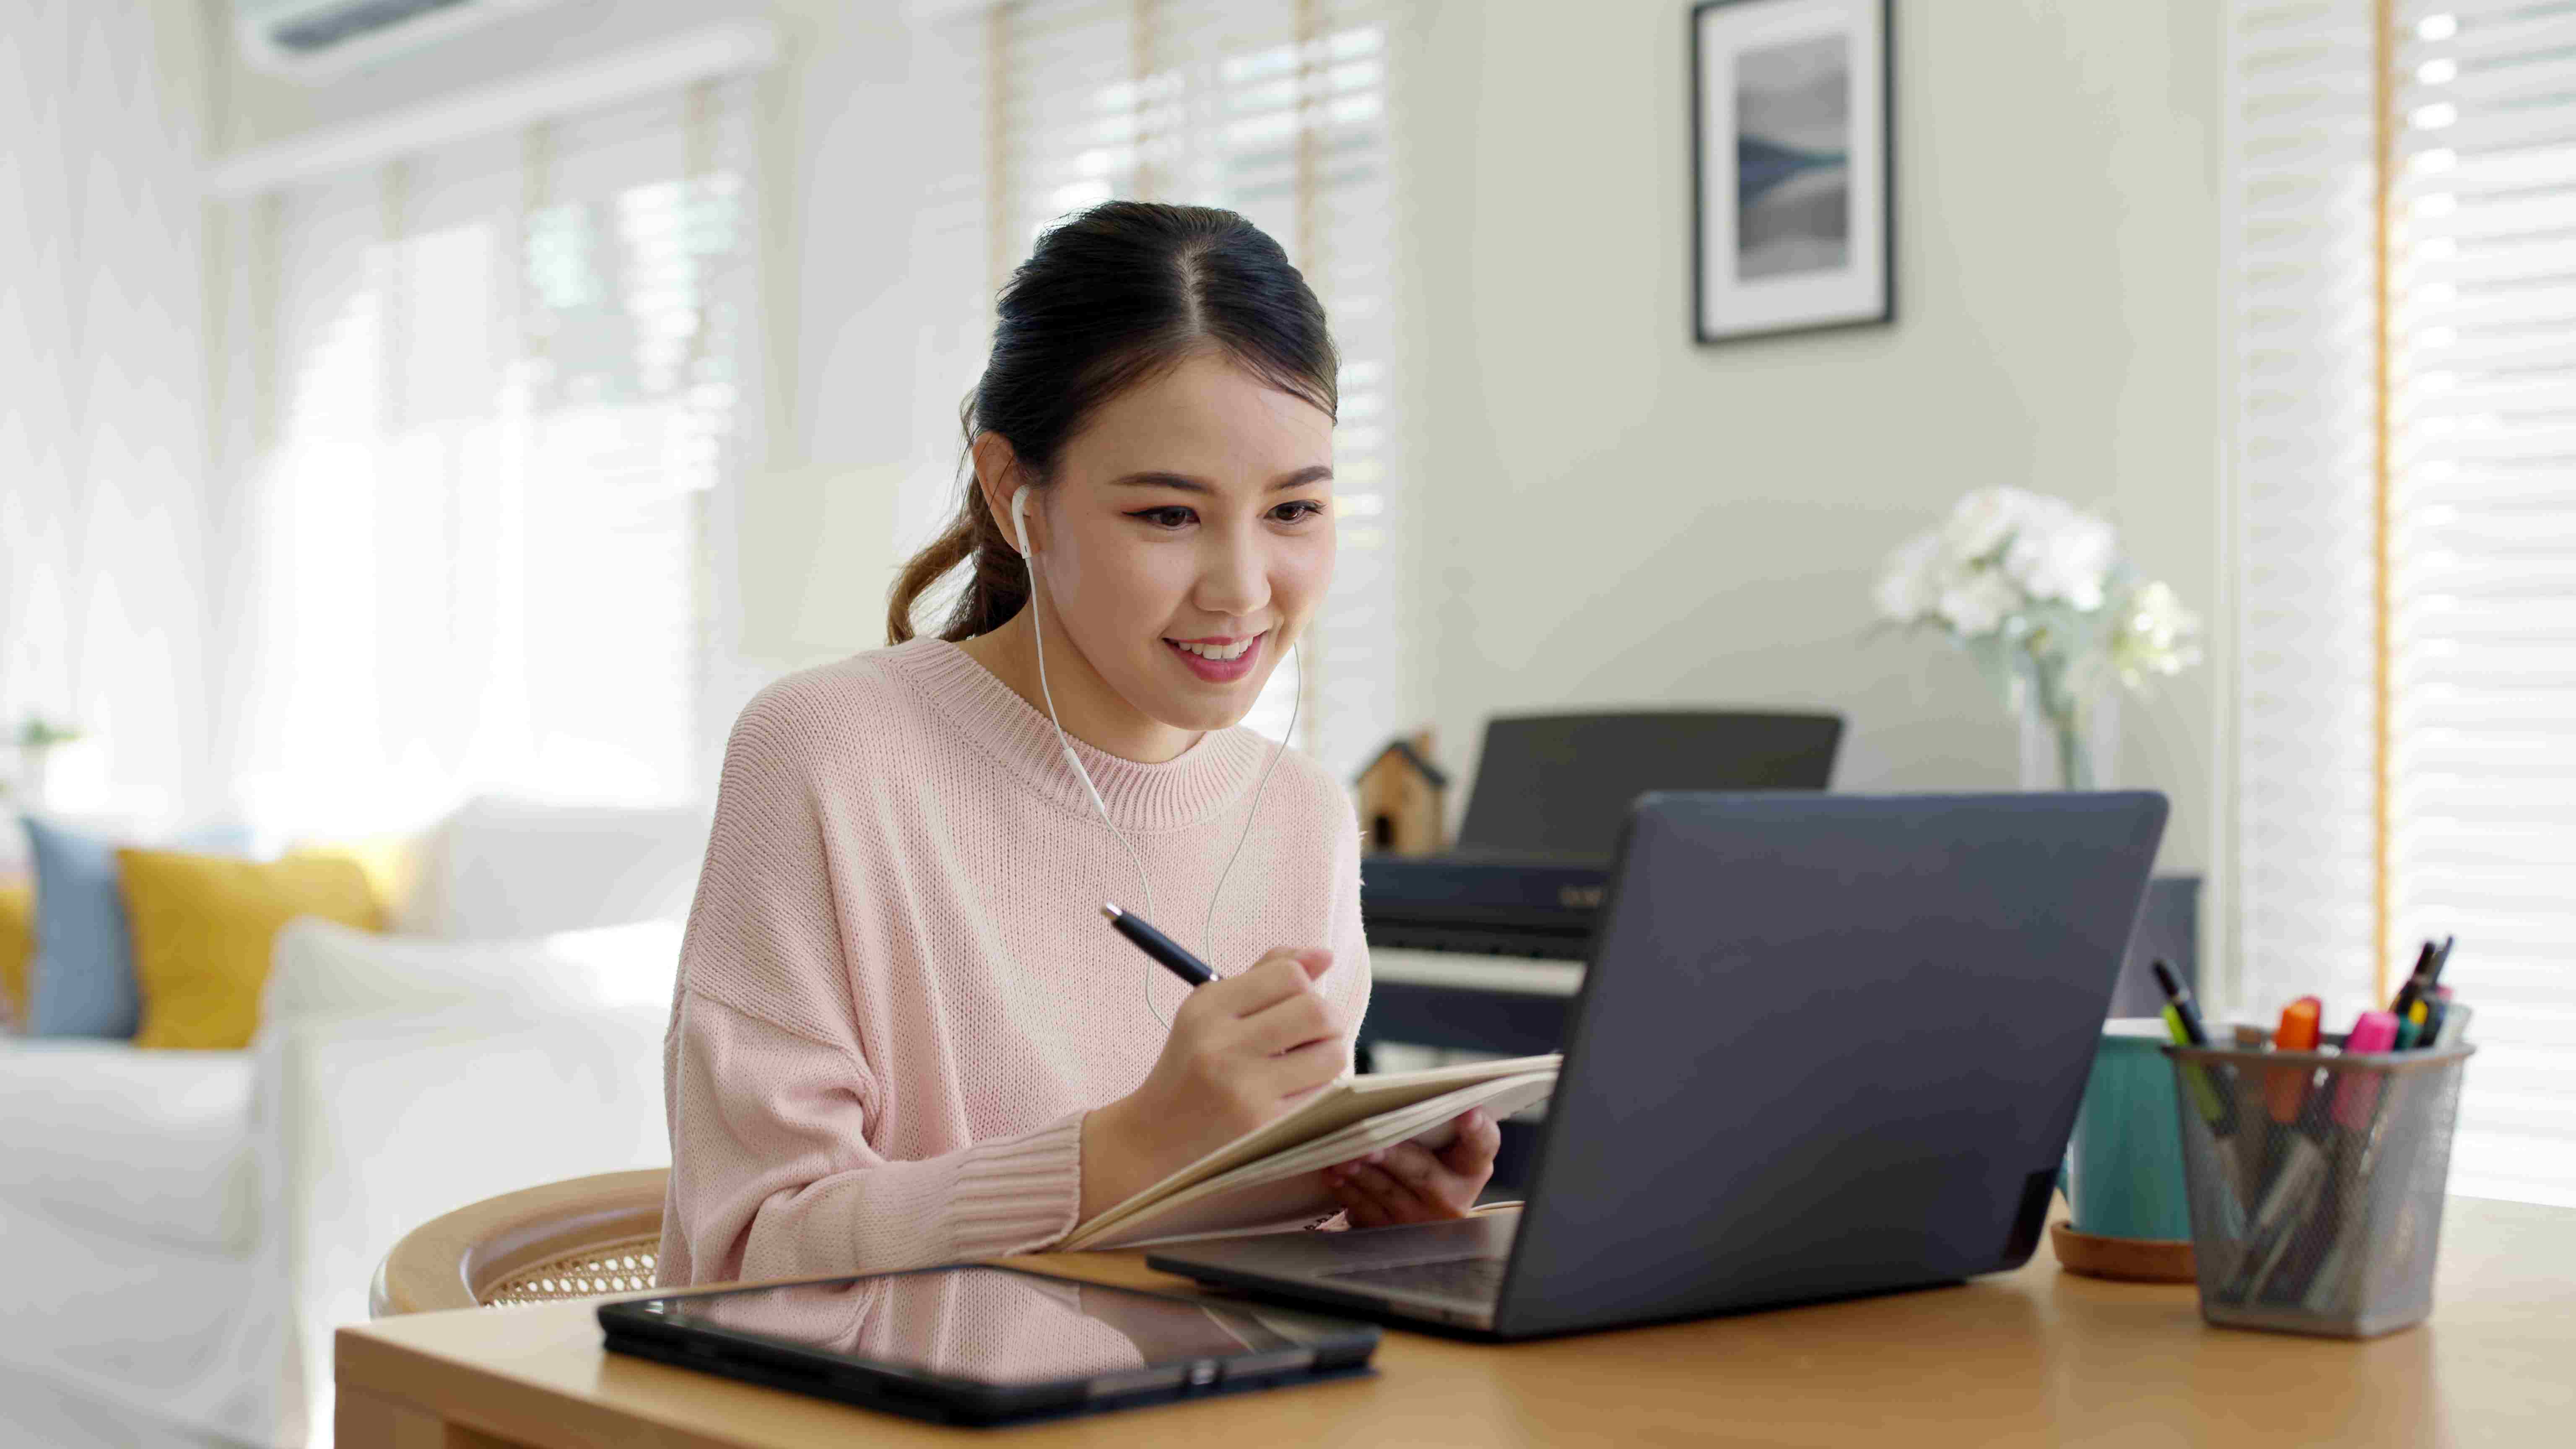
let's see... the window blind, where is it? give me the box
[2389,0,2576,1206]
[2230,4,2384,1039]
[987,0,1409,779]
[2231,0,2576,1205]
[216,79,758,839]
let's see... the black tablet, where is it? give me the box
[597,1263,1380,1426]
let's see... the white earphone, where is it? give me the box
[1011,485,1301,1025]
[1015,489,1118,823]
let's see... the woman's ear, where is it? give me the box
[969,433,1031,557]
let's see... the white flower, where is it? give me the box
[1936,565,2022,637]
[1874,530,1946,623]
[2005,507,2119,611]
[1942,487,2040,561]
[1877,488,2199,709]
[2112,579,2205,687]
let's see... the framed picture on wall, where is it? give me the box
[1690,0,1893,345]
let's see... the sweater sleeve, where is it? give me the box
[663,989,1085,1285]
[657,691,1085,1287]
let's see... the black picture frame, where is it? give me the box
[1689,0,1896,345]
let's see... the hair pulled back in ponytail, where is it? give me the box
[886,201,1339,645]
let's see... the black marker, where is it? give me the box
[2150,960,2210,1044]
[1101,902,1217,988]
[2389,938,2439,1021]
[2152,958,2241,1139]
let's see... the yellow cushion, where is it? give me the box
[118,847,384,1051]
[284,828,427,924]
[0,879,31,1029]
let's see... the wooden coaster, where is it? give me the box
[2050,1222,2197,1283]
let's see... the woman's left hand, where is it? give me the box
[1321,1109,1500,1228]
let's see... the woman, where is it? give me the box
[658,201,1499,1287]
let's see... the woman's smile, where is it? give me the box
[1163,630,1265,683]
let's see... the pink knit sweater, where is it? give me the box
[657,636,1372,1287]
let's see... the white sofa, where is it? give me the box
[0,797,712,1449]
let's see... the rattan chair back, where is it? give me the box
[370,1167,668,1316]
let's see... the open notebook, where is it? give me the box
[1062,1054,1561,1251]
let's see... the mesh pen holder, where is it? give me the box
[2163,1033,2473,1338]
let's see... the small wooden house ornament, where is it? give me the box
[1353,730,1449,856]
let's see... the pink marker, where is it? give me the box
[2333,1010,2401,1128]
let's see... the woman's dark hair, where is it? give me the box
[887,201,1339,644]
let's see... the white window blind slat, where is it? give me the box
[2399,119,2576,161]
[2430,0,2565,18]
[2418,3,2576,49]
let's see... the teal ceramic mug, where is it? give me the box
[2062,1017,2194,1241]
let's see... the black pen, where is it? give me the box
[1101,902,1217,987]
[2389,939,2438,1021]
[2151,960,2210,1043]
[2152,959,2241,1139]
[2396,934,2455,1008]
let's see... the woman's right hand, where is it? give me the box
[1079,946,1341,1221]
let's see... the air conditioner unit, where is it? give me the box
[235,0,579,80]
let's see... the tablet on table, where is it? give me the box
[598,1262,1380,1427]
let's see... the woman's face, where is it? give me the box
[1022,351,1337,737]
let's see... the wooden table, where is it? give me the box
[339,1195,2576,1448]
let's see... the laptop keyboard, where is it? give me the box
[1322,1255,1509,1303]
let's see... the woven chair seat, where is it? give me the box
[373,1168,670,1317]
[483,1236,662,1307]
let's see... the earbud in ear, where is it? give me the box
[1010,488,1034,560]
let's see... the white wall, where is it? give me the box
[1389,0,2225,886]
[0,0,215,837]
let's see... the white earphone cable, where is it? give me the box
[1203,636,1299,980]
[1023,533,1158,916]
[1016,488,1298,1029]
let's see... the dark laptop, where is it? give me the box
[1148,790,2168,1337]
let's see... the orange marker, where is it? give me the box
[2267,997,2323,1124]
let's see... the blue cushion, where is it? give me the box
[21,815,252,1038]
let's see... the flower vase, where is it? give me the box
[2018,672,2120,792]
